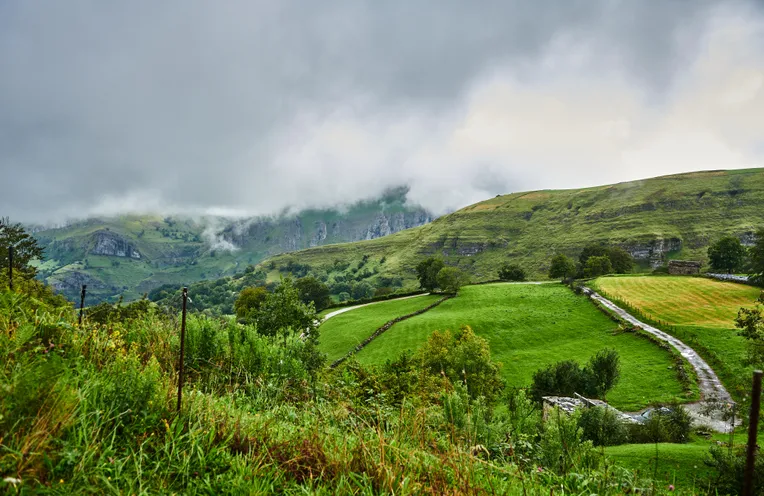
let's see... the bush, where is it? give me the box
[628,405,692,444]
[529,349,620,402]
[498,263,526,282]
[577,406,628,446]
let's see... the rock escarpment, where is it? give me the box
[89,230,141,259]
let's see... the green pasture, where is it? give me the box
[318,295,442,362]
[326,283,691,411]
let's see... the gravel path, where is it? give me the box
[584,287,731,403]
[321,293,431,322]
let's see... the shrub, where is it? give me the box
[529,349,620,402]
[577,406,628,446]
[498,263,526,282]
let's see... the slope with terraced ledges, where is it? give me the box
[263,168,764,286]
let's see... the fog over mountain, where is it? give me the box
[1,0,763,223]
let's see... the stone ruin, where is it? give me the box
[542,394,639,424]
[668,260,701,275]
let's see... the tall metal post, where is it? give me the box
[78,285,87,326]
[744,370,763,496]
[8,245,13,291]
[176,287,188,414]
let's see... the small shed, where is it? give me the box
[668,260,701,275]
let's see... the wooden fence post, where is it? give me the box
[176,287,188,414]
[744,370,763,495]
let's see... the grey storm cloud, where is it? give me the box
[1,0,763,223]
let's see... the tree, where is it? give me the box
[748,228,764,285]
[234,286,268,320]
[350,281,375,300]
[583,255,612,278]
[606,247,634,274]
[584,348,621,399]
[736,292,764,365]
[708,236,747,274]
[418,326,504,404]
[0,217,44,280]
[254,278,318,341]
[548,254,577,281]
[415,257,445,291]
[436,266,470,294]
[294,276,331,310]
[578,243,608,268]
[498,263,526,281]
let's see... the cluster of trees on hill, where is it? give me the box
[707,229,764,280]
[415,257,470,294]
[547,244,635,281]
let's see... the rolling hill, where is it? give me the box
[30,187,432,303]
[261,168,764,291]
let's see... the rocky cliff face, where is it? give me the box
[90,230,141,258]
[625,238,682,267]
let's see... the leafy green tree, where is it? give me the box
[416,257,445,291]
[747,228,764,285]
[234,286,268,320]
[418,326,504,404]
[498,263,526,281]
[736,292,764,365]
[0,217,44,280]
[350,281,375,300]
[578,243,608,267]
[294,276,331,310]
[436,266,470,294]
[606,247,634,274]
[708,236,747,274]
[583,255,613,278]
[548,254,577,281]
[254,279,318,341]
[584,348,620,399]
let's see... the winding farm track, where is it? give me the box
[584,287,732,404]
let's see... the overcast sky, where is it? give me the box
[1,1,763,223]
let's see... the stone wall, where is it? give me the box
[668,260,701,275]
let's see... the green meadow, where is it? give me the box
[317,294,442,362]
[321,283,691,411]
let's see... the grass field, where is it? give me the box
[593,275,762,398]
[323,283,693,411]
[318,295,442,362]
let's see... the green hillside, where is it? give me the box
[320,283,691,411]
[30,188,431,303]
[261,168,764,289]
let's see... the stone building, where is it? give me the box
[668,260,701,275]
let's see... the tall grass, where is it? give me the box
[0,290,712,494]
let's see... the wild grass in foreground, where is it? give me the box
[0,280,753,494]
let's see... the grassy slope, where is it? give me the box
[593,275,761,398]
[318,295,442,362]
[324,283,690,411]
[263,168,764,286]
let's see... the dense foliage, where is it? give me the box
[0,217,44,280]
[707,236,747,274]
[498,263,526,281]
[415,257,445,291]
